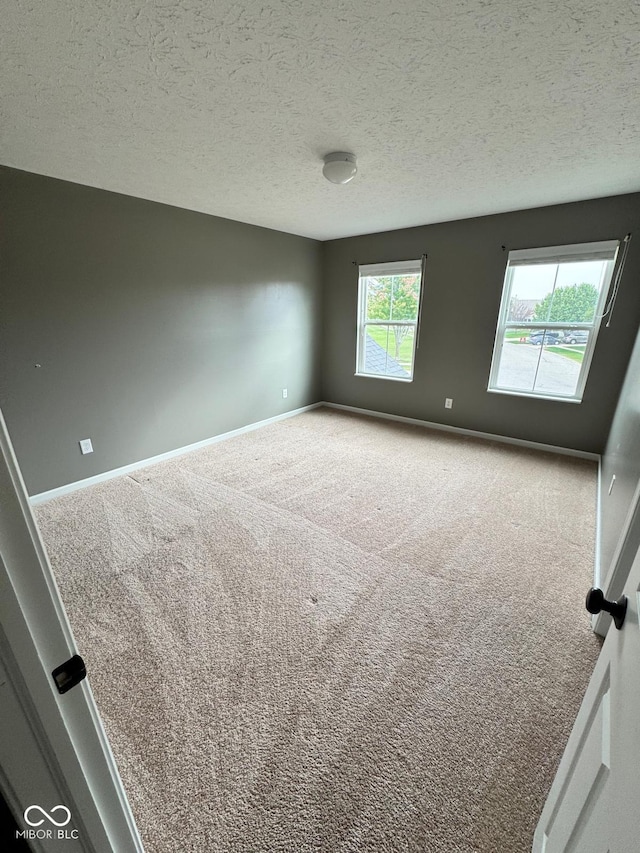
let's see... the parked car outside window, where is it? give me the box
[529,331,561,346]
[561,330,589,344]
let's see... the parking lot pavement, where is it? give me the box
[496,342,580,396]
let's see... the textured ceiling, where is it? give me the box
[1,0,639,240]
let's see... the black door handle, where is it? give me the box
[585,587,627,630]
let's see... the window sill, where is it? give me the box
[355,373,413,383]
[487,387,582,404]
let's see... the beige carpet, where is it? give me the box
[35,408,601,852]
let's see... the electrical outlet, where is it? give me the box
[445,398,453,409]
[79,438,93,455]
[282,388,288,399]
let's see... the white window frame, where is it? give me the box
[488,240,619,403]
[356,259,424,382]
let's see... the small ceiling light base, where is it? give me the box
[323,152,357,184]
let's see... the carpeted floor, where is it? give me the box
[35,408,601,852]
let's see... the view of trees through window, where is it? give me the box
[358,268,422,379]
[509,281,599,327]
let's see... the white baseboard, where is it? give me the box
[31,399,600,507]
[321,401,601,462]
[30,403,323,505]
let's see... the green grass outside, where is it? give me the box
[546,346,585,363]
[368,326,584,367]
[367,326,414,367]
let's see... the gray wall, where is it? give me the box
[2,166,639,497]
[599,320,640,591]
[321,194,640,453]
[0,167,322,495]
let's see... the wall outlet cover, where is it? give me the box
[445,398,453,409]
[79,438,93,455]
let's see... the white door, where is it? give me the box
[0,408,143,852]
[533,541,640,851]
[594,481,640,638]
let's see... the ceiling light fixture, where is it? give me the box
[322,152,357,185]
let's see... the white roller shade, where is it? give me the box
[359,259,422,277]
[508,240,619,266]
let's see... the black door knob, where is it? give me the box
[585,587,628,630]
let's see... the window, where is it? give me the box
[488,241,619,402]
[356,259,423,380]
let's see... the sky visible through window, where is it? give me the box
[510,261,603,304]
